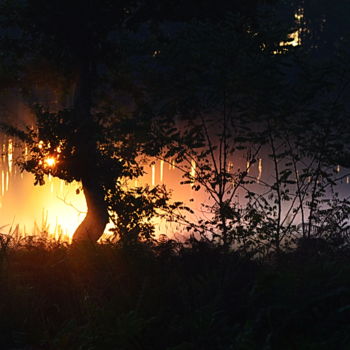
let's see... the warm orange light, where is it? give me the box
[45,157,56,167]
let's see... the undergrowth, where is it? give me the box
[0,236,349,349]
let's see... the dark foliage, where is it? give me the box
[0,238,350,349]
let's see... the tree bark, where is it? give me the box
[72,177,109,243]
[71,56,109,243]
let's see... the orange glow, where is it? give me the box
[45,157,56,167]
[0,136,268,241]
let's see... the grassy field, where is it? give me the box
[0,236,350,349]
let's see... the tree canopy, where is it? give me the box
[0,0,349,246]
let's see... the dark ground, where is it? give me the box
[0,237,350,350]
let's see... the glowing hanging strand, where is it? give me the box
[1,170,3,196]
[190,160,196,188]
[246,160,250,174]
[5,170,9,192]
[257,158,262,183]
[8,139,13,174]
[151,163,155,186]
[160,160,164,183]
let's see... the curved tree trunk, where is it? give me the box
[72,177,109,243]
[71,56,109,243]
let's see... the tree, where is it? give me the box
[1,0,348,247]
[141,4,350,254]
[0,0,285,243]
[0,0,154,242]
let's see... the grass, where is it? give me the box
[0,236,349,349]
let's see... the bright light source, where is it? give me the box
[45,157,56,167]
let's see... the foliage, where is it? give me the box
[0,237,350,349]
[106,184,188,243]
[141,10,350,254]
[0,0,349,248]
[0,2,349,348]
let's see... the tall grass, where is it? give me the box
[0,235,349,349]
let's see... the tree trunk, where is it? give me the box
[72,177,109,243]
[71,56,109,243]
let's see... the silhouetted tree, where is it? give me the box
[0,0,285,243]
[143,4,350,253]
